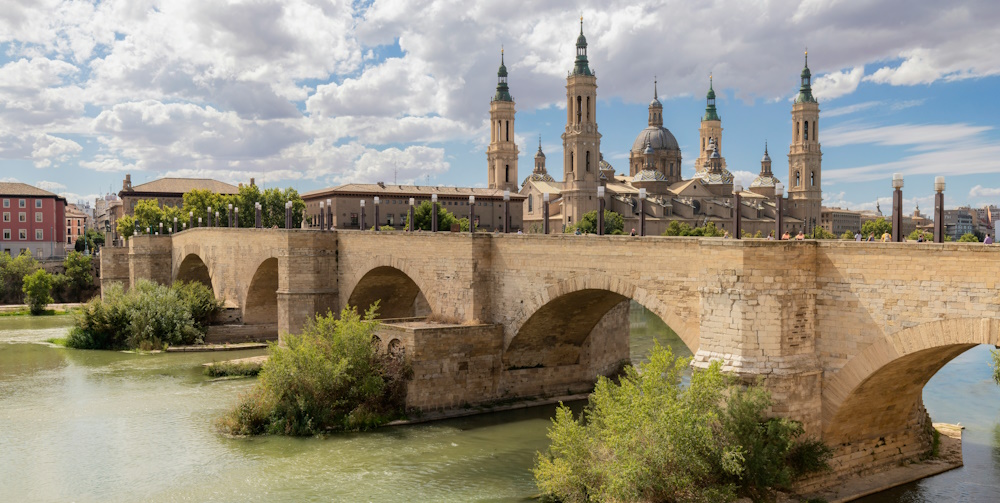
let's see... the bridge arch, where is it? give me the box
[345,265,433,320]
[505,273,699,370]
[175,253,213,291]
[822,318,1000,443]
[244,257,278,325]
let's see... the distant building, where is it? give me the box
[0,182,68,258]
[65,204,88,250]
[943,208,975,240]
[820,207,861,236]
[117,173,241,216]
[302,183,525,231]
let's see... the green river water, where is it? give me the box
[1,306,999,502]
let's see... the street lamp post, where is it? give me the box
[359,200,366,230]
[215,211,220,228]
[228,203,233,228]
[189,211,193,229]
[503,190,510,233]
[254,202,262,229]
[639,188,646,237]
[542,193,550,235]
[319,201,325,230]
[374,196,381,231]
[469,195,475,234]
[207,206,212,227]
[597,186,605,236]
[173,217,177,234]
[285,201,293,229]
[198,217,202,228]
[892,173,904,242]
[431,194,438,232]
[234,207,239,228]
[158,222,163,236]
[326,198,333,230]
[775,183,784,239]
[408,197,415,232]
[732,183,743,239]
[934,176,945,243]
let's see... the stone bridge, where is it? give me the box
[104,228,1000,484]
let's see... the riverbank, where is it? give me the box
[803,423,964,503]
[0,302,84,316]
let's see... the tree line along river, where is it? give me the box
[1,305,998,502]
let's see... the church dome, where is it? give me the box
[631,126,679,153]
[632,168,668,182]
[750,174,780,188]
[523,172,555,185]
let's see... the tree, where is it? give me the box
[959,233,979,242]
[861,217,891,239]
[534,345,830,502]
[908,229,932,241]
[23,269,53,315]
[841,230,855,240]
[564,210,624,235]
[808,226,836,239]
[0,251,39,303]
[406,201,458,231]
[183,189,231,227]
[662,220,726,237]
[63,251,93,300]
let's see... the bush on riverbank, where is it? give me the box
[534,345,830,503]
[66,279,220,350]
[218,304,412,436]
[23,269,54,315]
[205,359,263,378]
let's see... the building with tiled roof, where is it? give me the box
[117,174,241,216]
[0,182,68,258]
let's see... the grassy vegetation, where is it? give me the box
[534,344,831,503]
[205,360,263,378]
[217,303,412,436]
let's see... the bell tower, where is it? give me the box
[788,51,822,233]
[560,18,602,228]
[695,75,726,174]
[487,49,519,191]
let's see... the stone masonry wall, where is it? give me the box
[99,246,130,294]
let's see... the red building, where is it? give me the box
[0,182,67,258]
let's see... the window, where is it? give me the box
[2,199,8,207]
[2,229,9,240]
[35,229,43,240]
[796,172,801,186]
[35,212,42,222]
[586,151,591,172]
[576,96,582,124]
[528,194,534,213]
[804,121,809,141]
[811,171,815,186]
[387,214,394,226]
[18,229,26,240]
[2,212,8,222]
[18,212,26,222]
[18,199,25,208]
[505,165,510,183]
[350,213,358,226]
[35,199,42,208]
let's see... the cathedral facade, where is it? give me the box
[492,22,822,236]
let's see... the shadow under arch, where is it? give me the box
[176,254,213,291]
[245,257,278,325]
[346,266,431,319]
[505,274,699,372]
[822,318,1000,443]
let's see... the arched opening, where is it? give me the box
[347,266,430,320]
[176,254,212,291]
[576,96,582,124]
[505,165,510,183]
[505,120,509,141]
[244,258,278,325]
[505,290,694,376]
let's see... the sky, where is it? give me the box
[1,0,1000,215]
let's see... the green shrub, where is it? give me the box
[67,279,218,350]
[63,251,93,300]
[23,269,54,315]
[218,303,412,436]
[171,281,221,329]
[534,345,830,503]
[205,360,263,378]
[959,233,979,242]
[0,251,39,303]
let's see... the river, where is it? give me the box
[1,305,998,502]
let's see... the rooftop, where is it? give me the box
[0,182,64,198]
[126,177,240,195]
[303,183,527,199]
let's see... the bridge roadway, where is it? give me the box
[104,228,1000,486]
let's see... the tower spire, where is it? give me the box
[572,16,591,76]
[654,77,658,100]
[703,73,720,122]
[795,50,816,104]
[493,48,512,102]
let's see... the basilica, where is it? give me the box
[495,21,823,236]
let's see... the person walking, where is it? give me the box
[854,231,862,241]
[868,233,875,242]
[880,231,890,242]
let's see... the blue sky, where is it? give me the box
[1,0,999,214]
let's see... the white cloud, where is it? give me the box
[822,123,993,148]
[969,185,1000,198]
[32,134,82,168]
[813,66,864,101]
[36,180,66,191]
[823,101,881,118]
[731,170,757,190]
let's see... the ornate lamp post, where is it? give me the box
[597,186,605,236]
[158,222,163,235]
[431,194,438,232]
[359,199,366,230]
[254,202,262,229]
[732,183,743,239]
[207,206,212,227]
[543,193,550,235]
[173,217,178,234]
[228,203,233,227]
[503,190,510,233]
[639,188,646,237]
[198,217,202,228]
[469,195,476,234]
[774,183,784,239]
[234,207,239,228]
[891,173,904,242]
[374,196,380,231]
[326,198,333,230]
[284,201,293,229]
[408,197,415,232]
[188,211,193,230]
[934,176,945,243]
[319,201,325,230]
[215,211,220,228]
